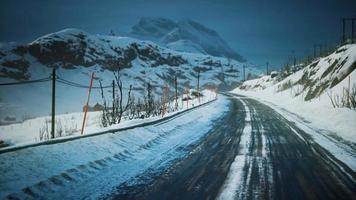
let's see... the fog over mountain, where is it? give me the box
[129,17,245,62]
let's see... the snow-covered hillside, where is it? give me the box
[232,44,356,143]
[0,28,247,119]
[129,17,245,62]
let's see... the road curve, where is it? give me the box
[109,95,356,200]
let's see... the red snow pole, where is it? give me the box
[81,72,95,135]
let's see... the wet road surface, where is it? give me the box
[109,94,356,200]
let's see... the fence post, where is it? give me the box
[51,67,56,139]
[81,72,95,135]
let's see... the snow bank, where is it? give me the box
[232,79,356,143]
[0,90,217,148]
[232,44,356,144]
[0,95,229,199]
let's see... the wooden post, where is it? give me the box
[81,72,95,135]
[51,67,56,139]
[186,87,189,109]
[162,83,169,117]
[243,65,246,81]
[313,45,317,58]
[197,69,200,104]
[181,90,184,109]
[342,18,346,44]
[348,76,351,106]
[174,75,178,110]
[352,19,355,44]
[112,80,115,123]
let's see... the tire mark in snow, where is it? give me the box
[105,95,354,200]
[218,97,274,200]
[108,97,242,200]
[218,95,355,200]
[261,101,356,167]
[217,98,252,200]
[244,97,356,200]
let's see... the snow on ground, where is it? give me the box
[231,44,356,171]
[0,94,229,199]
[232,71,356,144]
[232,44,356,144]
[0,90,217,148]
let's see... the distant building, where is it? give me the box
[82,103,104,112]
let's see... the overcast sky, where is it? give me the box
[1,0,355,68]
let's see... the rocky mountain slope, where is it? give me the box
[232,44,356,143]
[129,17,245,62]
[239,44,356,102]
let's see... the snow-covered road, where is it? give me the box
[0,94,355,200]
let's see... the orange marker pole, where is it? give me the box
[81,72,95,135]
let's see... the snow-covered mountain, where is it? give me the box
[0,28,246,119]
[129,17,245,62]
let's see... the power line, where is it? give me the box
[0,75,149,91]
[0,77,51,86]
[57,77,111,89]
[57,77,139,90]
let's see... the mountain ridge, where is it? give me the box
[129,17,245,62]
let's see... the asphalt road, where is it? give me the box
[109,95,356,200]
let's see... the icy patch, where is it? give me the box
[263,101,356,171]
[217,98,252,200]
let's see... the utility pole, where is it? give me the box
[51,67,56,139]
[112,79,115,123]
[236,65,239,79]
[221,65,225,83]
[243,65,246,81]
[174,74,178,110]
[162,83,169,116]
[342,18,346,44]
[313,45,317,58]
[197,68,200,103]
[112,80,115,106]
[352,18,355,43]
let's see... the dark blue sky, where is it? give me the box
[1,0,355,68]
